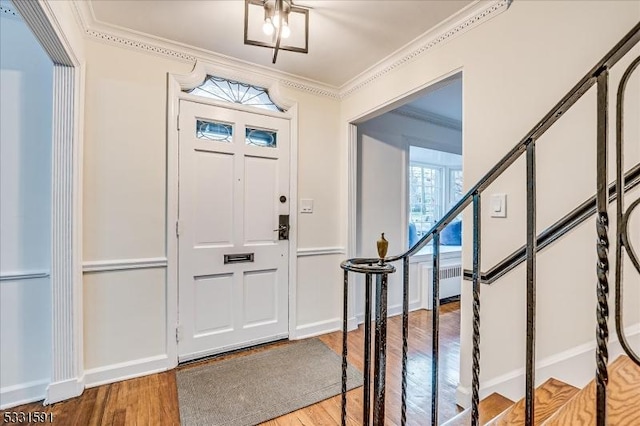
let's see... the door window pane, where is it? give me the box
[187,75,283,112]
[449,168,463,208]
[409,164,443,237]
[245,128,277,148]
[197,120,233,142]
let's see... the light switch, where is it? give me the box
[300,199,314,213]
[490,193,507,218]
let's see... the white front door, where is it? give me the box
[178,100,290,362]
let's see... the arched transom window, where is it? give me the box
[186,75,283,112]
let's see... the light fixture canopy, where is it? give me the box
[244,0,309,64]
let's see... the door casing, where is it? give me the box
[166,63,298,368]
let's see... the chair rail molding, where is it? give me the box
[0,271,50,281]
[70,0,511,100]
[297,247,345,257]
[82,257,169,273]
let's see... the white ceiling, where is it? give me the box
[405,75,462,122]
[88,0,474,88]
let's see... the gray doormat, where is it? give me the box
[176,338,363,426]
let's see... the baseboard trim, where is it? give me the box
[84,354,169,388]
[456,324,640,408]
[355,300,422,324]
[0,379,49,409]
[294,318,342,339]
[44,377,84,405]
[388,300,422,318]
[456,385,471,409]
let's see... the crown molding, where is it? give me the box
[72,1,340,99]
[339,0,513,98]
[71,0,511,100]
[392,105,462,131]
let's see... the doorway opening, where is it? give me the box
[353,71,463,417]
[1,0,82,407]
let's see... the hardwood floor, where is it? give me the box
[0,302,461,426]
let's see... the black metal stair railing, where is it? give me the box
[462,163,640,285]
[340,21,640,426]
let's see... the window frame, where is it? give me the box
[409,161,463,238]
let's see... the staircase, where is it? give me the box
[443,355,640,426]
[340,20,640,426]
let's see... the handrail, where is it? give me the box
[463,163,640,284]
[372,21,640,264]
[340,21,640,426]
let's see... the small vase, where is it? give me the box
[377,233,388,259]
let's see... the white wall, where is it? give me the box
[341,0,640,404]
[0,9,53,407]
[81,38,343,383]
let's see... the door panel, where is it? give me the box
[178,100,290,361]
[194,151,234,246]
[244,156,278,243]
[243,269,278,327]
[194,274,234,335]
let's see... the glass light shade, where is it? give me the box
[273,11,281,28]
[281,23,291,39]
[262,18,275,35]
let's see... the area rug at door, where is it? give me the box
[176,338,363,426]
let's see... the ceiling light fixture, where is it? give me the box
[244,0,309,64]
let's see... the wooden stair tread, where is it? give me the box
[543,355,640,426]
[442,393,514,425]
[486,378,579,425]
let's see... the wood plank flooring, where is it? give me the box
[0,302,461,426]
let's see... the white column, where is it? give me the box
[11,0,84,404]
[47,66,82,403]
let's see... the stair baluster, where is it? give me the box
[596,69,611,426]
[471,192,482,426]
[431,233,441,426]
[401,257,410,426]
[525,140,538,426]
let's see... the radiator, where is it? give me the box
[422,262,462,310]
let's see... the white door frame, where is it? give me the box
[9,0,85,404]
[346,68,463,324]
[167,62,298,367]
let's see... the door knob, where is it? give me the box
[274,215,290,240]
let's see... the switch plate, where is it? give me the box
[490,193,507,218]
[300,199,314,213]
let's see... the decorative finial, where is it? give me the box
[377,232,388,260]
